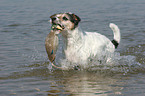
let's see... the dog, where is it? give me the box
[49,12,121,67]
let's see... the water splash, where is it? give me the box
[55,49,143,74]
[22,44,144,74]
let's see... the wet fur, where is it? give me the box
[50,13,121,65]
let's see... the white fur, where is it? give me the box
[61,23,120,64]
[109,23,121,43]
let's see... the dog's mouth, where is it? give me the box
[51,24,65,31]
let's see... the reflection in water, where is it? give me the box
[56,71,124,96]
[2,67,125,96]
[1,44,144,96]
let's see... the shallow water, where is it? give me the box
[0,0,145,96]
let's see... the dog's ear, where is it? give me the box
[67,13,81,26]
[71,14,81,26]
[71,14,81,25]
[50,14,56,19]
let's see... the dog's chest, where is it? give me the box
[64,48,89,64]
[62,35,91,63]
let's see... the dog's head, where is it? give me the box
[50,12,81,31]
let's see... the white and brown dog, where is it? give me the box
[49,12,121,68]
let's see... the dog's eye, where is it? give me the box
[63,16,68,21]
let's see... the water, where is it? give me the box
[0,0,145,95]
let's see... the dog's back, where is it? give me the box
[63,23,121,64]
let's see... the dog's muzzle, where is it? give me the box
[51,24,64,31]
[50,17,65,31]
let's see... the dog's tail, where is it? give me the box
[109,23,121,49]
